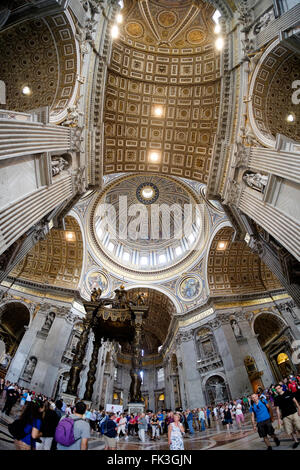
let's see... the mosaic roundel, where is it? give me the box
[85,270,109,295]
[157,11,178,28]
[136,182,159,205]
[186,29,206,45]
[178,276,202,301]
[125,22,144,38]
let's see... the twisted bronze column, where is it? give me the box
[84,338,101,401]
[66,321,91,396]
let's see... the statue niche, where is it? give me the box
[22,356,37,381]
[42,312,55,333]
[243,171,269,192]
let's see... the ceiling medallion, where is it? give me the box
[136,182,159,205]
[186,28,206,45]
[125,22,144,38]
[157,11,178,28]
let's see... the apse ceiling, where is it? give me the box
[102,0,221,182]
[10,216,83,289]
[121,287,175,354]
[207,227,282,296]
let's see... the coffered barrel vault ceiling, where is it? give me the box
[207,227,282,296]
[102,0,221,182]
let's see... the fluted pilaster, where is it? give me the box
[0,117,71,159]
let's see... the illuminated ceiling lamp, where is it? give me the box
[149,150,160,162]
[153,105,164,117]
[22,85,31,96]
[286,113,295,123]
[65,231,76,241]
[217,241,227,250]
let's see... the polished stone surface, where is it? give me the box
[1,395,299,452]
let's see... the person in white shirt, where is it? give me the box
[233,400,245,431]
[117,414,127,440]
[213,407,218,420]
[198,409,206,431]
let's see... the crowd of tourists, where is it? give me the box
[1,375,300,450]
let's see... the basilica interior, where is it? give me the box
[0,0,300,416]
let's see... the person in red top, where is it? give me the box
[288,379,298,395]
[128,414,136,436]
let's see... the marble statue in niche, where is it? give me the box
[211,379,226,402]
[230,317,242,337]
[42,312,55,332]
[243,172,269,192]
[23,356,37,380]
[51,156,70,177]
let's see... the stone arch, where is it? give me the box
[207,226,282,296]
[0,301,30,360]
[203,373,229,405]
[252,311,288,346]
[10,215,84,289]
[126,287,176,354]
[126,284,181,313]
[53,367,70,399]
[249,38,300,147]
[253,311,296,380]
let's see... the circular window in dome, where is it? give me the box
[136,182,159,204]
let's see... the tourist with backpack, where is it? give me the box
[250,393,280,450]
[103,412,118,450]
[9,400,42,450]
[99,412,109,434]
[55,401,90,450]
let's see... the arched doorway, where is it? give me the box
[254,312,296,381]
[0,302,30,376]
[205,375,229,405]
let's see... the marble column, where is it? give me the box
[30,309,74,395]
[248,146,300,185]
[177,331,205,409]
[239,189,300,263]
[213,316,252,398]
[84,338,101,401]
[147,368,155,411]
[237,313,275,388]
[0,113,71,159]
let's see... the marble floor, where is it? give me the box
[1,406,299,451]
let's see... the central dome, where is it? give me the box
[89,174,208,277]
